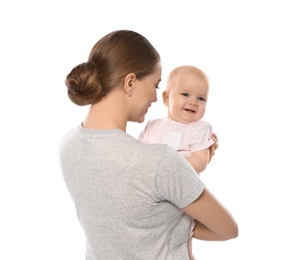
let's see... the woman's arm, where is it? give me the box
[183,188,238,241]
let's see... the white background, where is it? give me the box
[1,0,295,259]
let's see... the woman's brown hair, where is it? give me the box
[65,30,160,106]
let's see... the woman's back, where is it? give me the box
[59,125,205,259]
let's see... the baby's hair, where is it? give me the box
[165,65,209,91]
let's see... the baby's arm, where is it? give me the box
[185,148,210,174]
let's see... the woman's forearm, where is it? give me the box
[193,221,236,241]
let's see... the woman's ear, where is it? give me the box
[123,73,136,97]
[162,91,169,107]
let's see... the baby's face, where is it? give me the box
[164,72,209,124]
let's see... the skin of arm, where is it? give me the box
[185,148,210,174]
[185,132,218,174]
[183,188,238,241]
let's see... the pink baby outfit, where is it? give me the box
[139,118,214,157]
[139,118,214,260]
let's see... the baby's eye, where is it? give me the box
[198,97,206,102]
[181,93,189,97]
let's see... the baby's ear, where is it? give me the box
[162,91,169,107]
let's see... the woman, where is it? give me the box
[59,30,238,259]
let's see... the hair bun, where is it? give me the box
[65,62,103,106]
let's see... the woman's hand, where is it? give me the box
[209,133,218,163]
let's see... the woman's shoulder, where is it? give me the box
[134,135,177,158]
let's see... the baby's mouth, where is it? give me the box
[184,108,196,113]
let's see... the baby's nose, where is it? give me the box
[189,100,198,106]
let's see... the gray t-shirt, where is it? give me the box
[59,125,205,260]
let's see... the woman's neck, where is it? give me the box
[82,90,128,131]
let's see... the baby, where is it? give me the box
[139,65,215,174]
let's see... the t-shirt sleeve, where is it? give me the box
[154,146,205,209]
[190,122,215,152]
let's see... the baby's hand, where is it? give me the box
[209,133,219,163]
